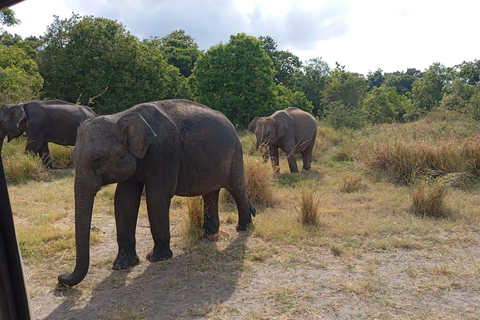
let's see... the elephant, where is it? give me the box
[58,99,256,287]
[0,100,96,169]
[248,107,317,173]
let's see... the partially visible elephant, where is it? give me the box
[0,100,96,169]
[58,99,256,287]
[248,107,317,173]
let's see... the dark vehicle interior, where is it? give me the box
[0,2,32,319]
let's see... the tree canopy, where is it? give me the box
[38,14,185,114]
[191,33,277,127]
[1,9,480,129]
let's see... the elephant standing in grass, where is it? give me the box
[248,107,317,173]
[58,99,256,287]
[0,100,96,169]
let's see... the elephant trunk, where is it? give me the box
[58,179,97,286]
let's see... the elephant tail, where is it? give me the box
[248,198,256,217]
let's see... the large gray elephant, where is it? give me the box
[58,99,256,287]
[0,100,96,168]
[248,107,317,173]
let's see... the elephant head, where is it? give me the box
[58,113,156,286]
[0,104,27,149]
[248,115,289,152]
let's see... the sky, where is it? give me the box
[4,0,480,75]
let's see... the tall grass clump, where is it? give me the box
[2,139,46,183]
[410,178,449,218]
[49,145,74,169]
[183,196,204,244]
[295,183,321,226]
[222,154,274,207]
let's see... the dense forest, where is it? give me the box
[1,10,480,128]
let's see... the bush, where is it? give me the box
[410,179,449,218]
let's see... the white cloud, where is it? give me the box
[4,0,480,75]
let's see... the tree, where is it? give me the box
[0,45,43,104]
[0,8,19,27]
[191,33,277,127]
[322,65,368,110]
[411,63,447,114]
[145,29,201,78]
[38,15,184,114]
[321,65,368,128]
[456,60,480,86]
[259,36,302,89]
[274,84,313,114]
[384,68,421,95]
[296,57,330,116]
[366,69,385,91]
[362,85,410,124]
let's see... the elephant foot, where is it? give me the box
[146,248,173,262]
[202,219,219,237]
[236,221,253,232]
[113,253,139,270]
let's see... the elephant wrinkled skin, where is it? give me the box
[58,99,256,287]
[248,107,317,173]
[0,100,96,168]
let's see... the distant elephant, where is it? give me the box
[0,100,96,169]
[58,99,256,287]
[248,107,317,173]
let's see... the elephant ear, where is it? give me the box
[11,105,27,129]
[117,113,157,159]
[276,118,289,139]
[248,117,260,133]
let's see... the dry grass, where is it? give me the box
[410,178,449,218]
[183,196,204,245]
[295,182,322,226]
[5,110,480,319]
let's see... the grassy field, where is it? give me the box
[4,108,480,319]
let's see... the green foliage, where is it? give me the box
[145,29,201,78]
[361,85,411,124]
[38,14,185,114]
[322,66,368,110]
[259,35,302,90]
[0,44,43,104]
[274,84,313,113]
[296,57,330,116]
[411,63,449,114]
[191,33,277,127]
[323,101,364,129]
[0,8,19,27]
[366,69,385,90]
[383,68,421,95]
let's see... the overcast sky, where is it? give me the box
[4,0,480,75]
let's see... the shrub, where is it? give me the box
[340,173,363,193]
[410,179,449,218]
[296,183,321,226]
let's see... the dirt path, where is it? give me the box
[29,221,480,320]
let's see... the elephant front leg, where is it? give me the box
[202,190,220,236]
[145,184,173,262]
[113,181,144,270]
[284,146,299,173]
[269,145,280,173]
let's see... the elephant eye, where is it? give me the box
[93,156,104,170]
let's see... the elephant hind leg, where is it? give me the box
[202,190,220,236]
[301,149,313,171]
[225,183,254,231]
